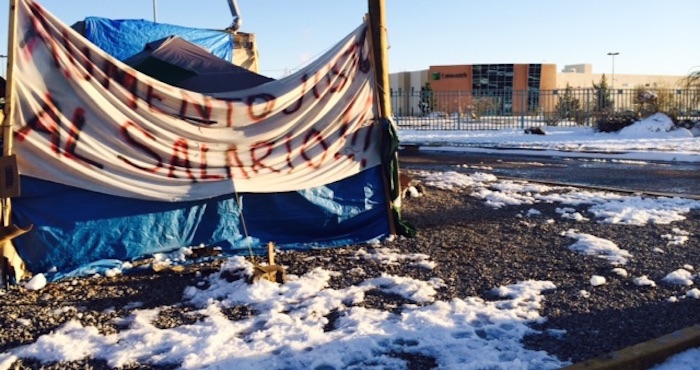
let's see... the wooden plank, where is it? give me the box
[563,324,700,370]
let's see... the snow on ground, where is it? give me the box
[399,112,700,163]
[2,115,700,369]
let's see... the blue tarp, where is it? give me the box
[81,17,234,62]
[12,167,390,278]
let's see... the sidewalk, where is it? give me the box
[397,113,700,163]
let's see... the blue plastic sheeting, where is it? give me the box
[12,167,390,279]
[81,17,234,62]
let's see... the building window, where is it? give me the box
[527,64,542,112]
[472,64,515,114]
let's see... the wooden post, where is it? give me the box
[2,0,18,227]
[0,0,18,287]
[267,241,275,266]
[368,0,401,235]
[367,0,392,118]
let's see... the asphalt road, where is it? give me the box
[398,149,700,199]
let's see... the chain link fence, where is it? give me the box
[392,88,700,130]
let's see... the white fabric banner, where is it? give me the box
[10,0,382,201]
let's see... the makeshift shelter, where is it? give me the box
[1,0,406,281]
[71,16,261,72]
[124,36,273,93]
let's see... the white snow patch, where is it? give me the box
[23,274,47,291]
[589,275,607,287]
[662,269,694,286]
[633,276,657,287]
[563,229,632,265]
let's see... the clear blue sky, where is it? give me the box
[1,0,699,79]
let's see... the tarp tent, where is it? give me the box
[71,16,261,72]
[124,36,274,93]
[3,0,403,280]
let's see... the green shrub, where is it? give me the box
[595,111,638,133]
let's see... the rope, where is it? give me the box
[233,188,257,264]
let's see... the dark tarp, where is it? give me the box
[124,36,273,93]
[1,76,5,109]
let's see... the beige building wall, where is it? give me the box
[389,70,428,115]
[557,72,686,90]
[561,64,593,74]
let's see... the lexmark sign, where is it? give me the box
[432,72,468,80]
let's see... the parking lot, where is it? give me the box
[398,148,700,198]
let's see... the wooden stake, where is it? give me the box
[250,242,284,284]
[267,241,275,265]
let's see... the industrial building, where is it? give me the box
[389,63,688,117]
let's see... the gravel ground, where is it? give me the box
[1,168,699,369]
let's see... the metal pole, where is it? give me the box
[607,52,619,89]
[152,0,158,22]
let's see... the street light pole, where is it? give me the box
[152,0,158,22]
[607,52,619,89]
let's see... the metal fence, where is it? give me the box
[392,88,700,130]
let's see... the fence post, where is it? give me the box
[585,89,591,126]
[456,90,462,130]
[519,90,525,129]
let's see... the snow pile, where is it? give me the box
[617,113,694,139]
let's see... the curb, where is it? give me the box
[562,324,700,370]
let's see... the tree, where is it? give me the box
[468,96,498,119]
[554,83,583,124]
[681,67,700,89]
[592,74,613,113]
[632,86,676,118]
[681,66,700,108]
[419,83,437,115]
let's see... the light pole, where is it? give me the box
[607,52,619,89]
[152,0,158,22]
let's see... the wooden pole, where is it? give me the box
[2,0,18,227]
[367,0,392,118]
[368,0,402,236]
